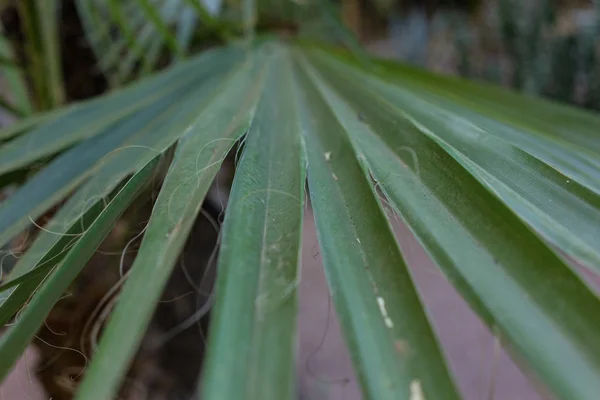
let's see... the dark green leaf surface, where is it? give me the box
[303,49,600,400]
[0,276,44,328]
[375,57,600,161]
[0,156,157,381]
[308,49,600,271]
[75,51,270,400]
[0,197,104,294]
[0,46,243,175]
[2,51,242,281]
[0,90,184,249]
[293,52,461,400]
[0,39,599,400]
[201,47,306,400]
[0,110,60,141]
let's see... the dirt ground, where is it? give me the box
[2,210,567,400]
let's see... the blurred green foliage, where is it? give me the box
[459,0,600,110]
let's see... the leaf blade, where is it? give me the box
[201,46,306,400]
[74,50,270,400]
[0,47,246,250]
[293,51,461,400]
[0,46,243,175]
[308,49,600,271]
[304,47,600,400]
[0,156,158,381]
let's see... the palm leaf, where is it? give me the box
[0,39,599,400]
[311,48,600,270]
[294,52,460,400]
[75,0,227,85]
[0,45,244,251]
[0,34,33,117]
[201,48,306,400]
[301,49,600,399]
[74,48,268,400]
[16,0,64,109]
[0,156,158,379]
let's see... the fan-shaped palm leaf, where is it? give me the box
[0,38,599,400]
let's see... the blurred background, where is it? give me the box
[0,0,598,399]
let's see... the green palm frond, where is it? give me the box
[76,0,232,85]
[0,0,63,117]
[76,0,365,86]
[15,0,64,109]
[0,34,33,118]
[1,36,600,400]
